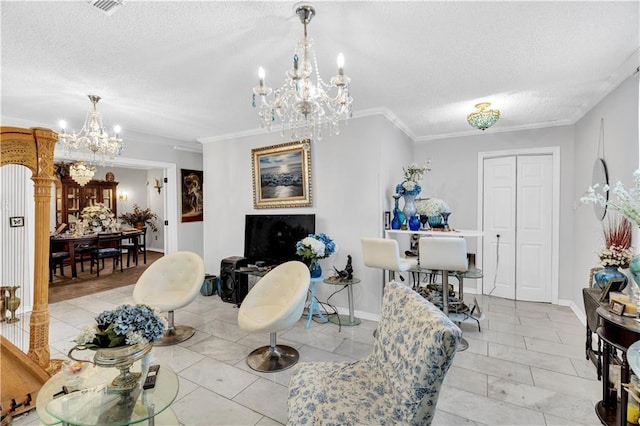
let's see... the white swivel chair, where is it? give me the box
[133,251,205,346]
[418,236,468,315]
[361,238,418,287]
[238,261,310,372]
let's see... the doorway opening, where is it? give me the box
[54,153,178,254]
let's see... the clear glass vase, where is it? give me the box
[402,193,418,222]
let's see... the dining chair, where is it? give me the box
[49,240,70,282]
[90,232,124,277]
[74,242,96,273]
[122,227,147,267]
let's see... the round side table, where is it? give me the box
[323,277,361,326]
[306,276,328,329]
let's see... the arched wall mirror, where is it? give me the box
[592,157,609,221]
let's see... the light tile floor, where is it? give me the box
[8,285,600,425]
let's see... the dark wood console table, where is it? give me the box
[584,287,604,380]
[596,306,640,426]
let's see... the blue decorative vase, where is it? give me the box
[391,195,402,230]
[309,261,322,279]
[427,215,443,228]
[630,255,640,287]
[408,215,421,231]
[441,211,451,230]
[594,266,628,291]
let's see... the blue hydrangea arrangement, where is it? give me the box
[75,304,167,348]
[296,233,337,263]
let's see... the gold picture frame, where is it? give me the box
[251,140,312,208]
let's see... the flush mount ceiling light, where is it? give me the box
[467,102,501,131]
[252,3,353,141]
[69,161,96,186]
[57,95,123,165]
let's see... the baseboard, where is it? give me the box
[566,299,587,327]
[331,306,380,322]
[146,248,164,253]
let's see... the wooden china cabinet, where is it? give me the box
[55,177,118,226]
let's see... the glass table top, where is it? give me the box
[39,360,178,426]
[629,340,640,377]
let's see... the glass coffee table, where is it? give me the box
[37,360,179,425]
[324,277,361,326]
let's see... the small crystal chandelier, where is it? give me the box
[467,102,501,131]
[58,95,123,165]
[252,3,353,141]
[69,161,96,186]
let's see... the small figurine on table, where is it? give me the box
[344,255,353,280]
[333,255,354,281]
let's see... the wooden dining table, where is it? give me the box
[50,229,144,278]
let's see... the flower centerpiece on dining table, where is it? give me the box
[581,169,640,288]
[395,161,431,230]
[417,197,450,228]
[69,304,167,392]
[295,233,337,278]
[118,204,159,232]
[80,203,116,233]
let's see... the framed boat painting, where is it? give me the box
[251,140,312,208]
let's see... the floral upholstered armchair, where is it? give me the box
[287,281,461,425]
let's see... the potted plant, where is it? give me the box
[118,204,159,232]
[593,214,633,291]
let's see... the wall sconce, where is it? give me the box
[118,191,128,202]
[154,178,163,194]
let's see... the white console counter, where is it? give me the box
[384,229,484,238]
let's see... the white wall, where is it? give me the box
[414,125,575,300]
[572,74,639,315]
[147,169,165,252]
[199,76,637,320]
[203,115,413,316]
[112,136,204,257]
[91,165,148,215]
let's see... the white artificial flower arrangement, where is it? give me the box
[81,203,116,231]
[417,198,450,217]
[581,169,640,227]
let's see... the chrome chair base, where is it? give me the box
[457,337,469,352]
[246,344,299,372]
[154,325,195,346]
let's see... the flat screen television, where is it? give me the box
[244,214,316,266]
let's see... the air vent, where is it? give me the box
[87,0,123,16]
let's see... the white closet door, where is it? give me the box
[515,155,553,302]
[482,156,517,299]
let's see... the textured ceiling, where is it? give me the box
[1,1,638,151]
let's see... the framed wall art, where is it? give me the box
[181,169,203,222]
[9,216,24,227]
[251,140,312,208]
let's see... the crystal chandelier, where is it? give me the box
[69,161,96,186]
[467,102,500,131]
[58,95,123,164]
[252,4,353,141]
